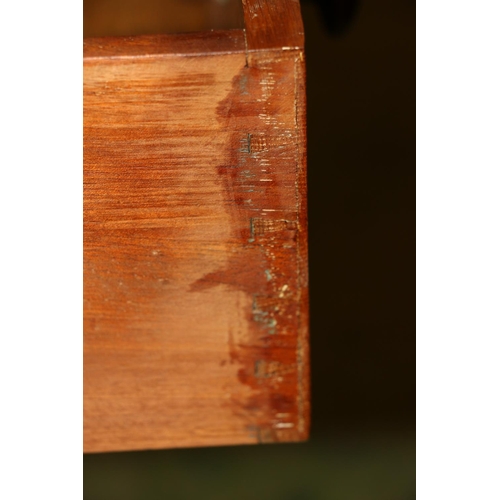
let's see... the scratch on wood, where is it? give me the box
[240,133,252,154]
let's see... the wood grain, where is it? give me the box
[242,0,304,51]
[84,0,308,453]
[83,31,246,59]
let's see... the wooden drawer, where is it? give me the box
[84,0,309,453]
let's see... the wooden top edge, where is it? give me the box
[242,0,304,51]
[83,1,305,59]
[83,29,246,60]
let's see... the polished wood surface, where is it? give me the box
[84,0,308,453]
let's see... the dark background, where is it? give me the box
[84,1,415,498]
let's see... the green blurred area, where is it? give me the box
[84,432,415,500]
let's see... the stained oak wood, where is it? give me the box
[84,0,309,453]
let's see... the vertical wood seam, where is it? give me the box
[293,52,304,436]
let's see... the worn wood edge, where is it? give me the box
[243,46,310,442]
[242,0,304,52]
[293,49,310,441]
[84,29,246,60]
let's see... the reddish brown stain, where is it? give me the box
[189,52,305,442]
